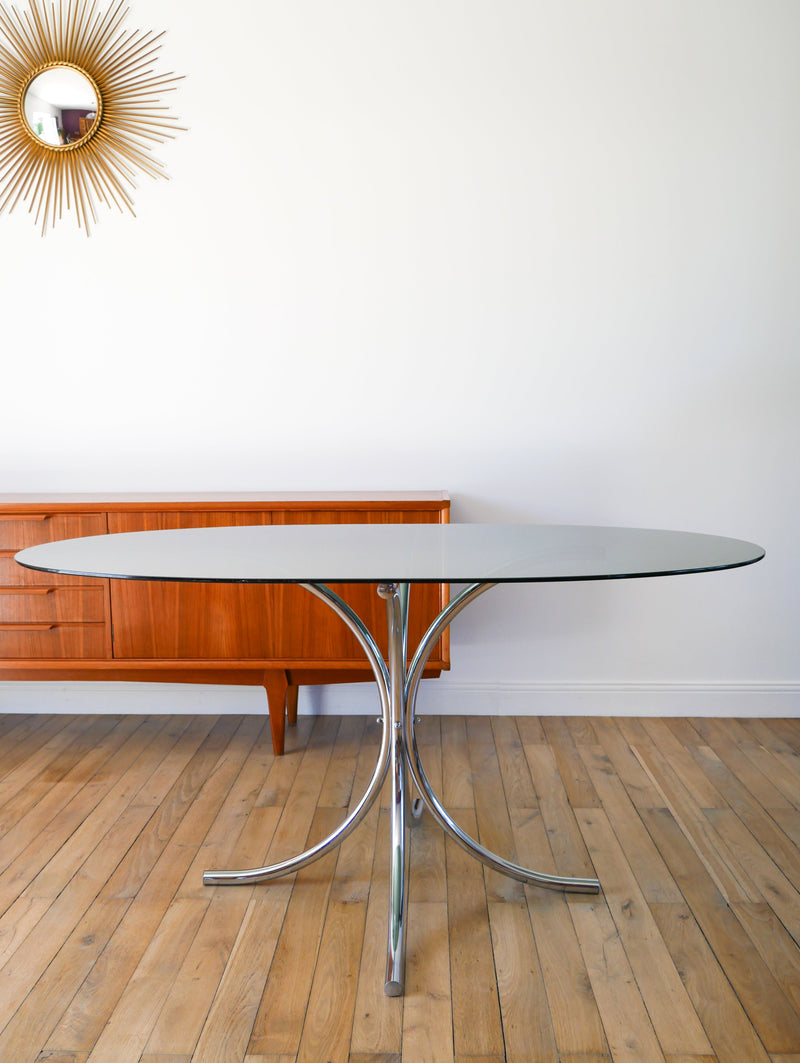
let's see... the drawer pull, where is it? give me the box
[0,587,55,595]
[0,514,50,522]
[1,623,57,631]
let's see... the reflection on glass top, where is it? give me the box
[15,523,765,585]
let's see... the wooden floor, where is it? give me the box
[0,712,799,1063]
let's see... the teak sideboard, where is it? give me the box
[0,492,450,754]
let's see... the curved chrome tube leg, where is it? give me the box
[203,583,391,886]
[404,582,601,895]
[398,583,423,829]
[380,582,410,997]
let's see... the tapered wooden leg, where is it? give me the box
[286,684,299,726]
[264,670,289,755]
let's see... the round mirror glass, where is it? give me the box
[23,66,99,147]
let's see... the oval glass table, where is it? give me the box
[16,522,765,996]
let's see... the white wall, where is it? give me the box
[2,0,798,716]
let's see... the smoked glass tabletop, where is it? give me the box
[15,523,765,585]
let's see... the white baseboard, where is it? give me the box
[408,681,800,718]
[1,680,798,718]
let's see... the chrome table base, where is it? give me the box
[203,581,601,996]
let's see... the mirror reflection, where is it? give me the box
[23,66,99,147]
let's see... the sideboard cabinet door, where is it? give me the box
[106,507,447,664]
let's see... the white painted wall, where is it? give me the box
[2,0,798,716]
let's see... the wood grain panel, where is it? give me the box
[0,555,104,587]
[0,586,105,623]
[0,512,107,550]
[0,622,107,658]
[108,507,447,664]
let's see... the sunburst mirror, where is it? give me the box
[0,0,184,234]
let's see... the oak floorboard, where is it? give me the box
[642,808,800,1054]
[347,1055,401,1063]
[663,1056,719,1063]
[441,714,474,808]
[702,807,800,940]
[243,1056,297,1063]
[0,715,87,807]
[591,716,665,809]
[687,744,800,894]
[469,726,525,903]
[640,717,727,809]
[0,714,124,834]
[569,897,667,1063]
[574,806,712,1056]
[623,724,761,904]
[79,897,209,1063]
[0,896,129,1063]
[295,899,367,1063]
[349,807,403,1059]
[1,714,799,1062]
[489,716,538,810]
[0,715,174,896]
[489,899,558,1062]
[188,895,288,1063]
[139,1055,191,1063]
[509,807,608,1057]
[576,743,683,904]
[447,808,505,1059]
[402,900,453,1063]
[558,1056,613,1063]
[247,808,345,1057]
[650,902,772,1063]
[33,1052,91,1063]
[730,902,800,1015]
[329,717,383,906]
[690,717,796,813]
[522,740,596,880]
[42,716,244,1054]
[540,715,601,811]
[145,893,253,1056]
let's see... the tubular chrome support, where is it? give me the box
[202,582,391,886]
[379,582,410,996]
[404,581,601,894]
[204,574,600,1001]
[399,583,422,830]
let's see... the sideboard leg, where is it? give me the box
[264,670,289,755]
[286,683,299,727]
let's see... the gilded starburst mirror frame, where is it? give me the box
[0,0,184,234]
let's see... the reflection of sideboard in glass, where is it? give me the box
[0,492,450,753]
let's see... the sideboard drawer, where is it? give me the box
[0,622,107,658]
[107,510,274,533]
[0,513,107,550]
[0,555,103,587]
[0,586,106,623]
